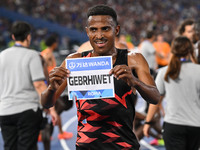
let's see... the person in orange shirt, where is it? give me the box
[119,34,134,50]
[153,34,171,68]
[40,35,73,144]
[41,35,58,73]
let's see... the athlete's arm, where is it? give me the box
[109,52,160,104]
[41,53,81,108]
[128,52,160,104]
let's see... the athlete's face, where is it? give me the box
[86,15,119,56]
[182,24,195,42]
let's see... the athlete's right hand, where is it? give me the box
[49,66,70,91]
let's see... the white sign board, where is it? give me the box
[66,56,115,100]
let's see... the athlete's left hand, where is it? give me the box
[109,65,137,87]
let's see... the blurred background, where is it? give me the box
[0,0,200,64]
[0,0,200,150]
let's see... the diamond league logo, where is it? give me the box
[68,62,76,69]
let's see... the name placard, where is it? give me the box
[66,56,115,100]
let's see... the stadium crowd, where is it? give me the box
[0,0,200,50]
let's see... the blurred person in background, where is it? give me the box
[133,101,163,142]
[178,19,200,62]
[194,19,200,64]
[119,34,134,50]
[114,29,128,49]
[39,55,73,150]
[153,33,171,68]
[178,19,195,43]
[0,21,57,150]
[77,40,93,53]
[143,36,200,150]
[40,35,73,141]
[41,35,58,73]
[140,30,157,77]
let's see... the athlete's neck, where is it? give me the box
[92,48,117,57]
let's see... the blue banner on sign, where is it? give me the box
[69,89,114,100]
[66,56,112,71]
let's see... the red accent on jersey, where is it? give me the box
[107,121,123,127]
[81,102,97,110]
[84,110,109,121]
[102,132,120,138]
[115,89,133,108]
[80,124,101,132]
[102,132,120,143]
[77,132,97,143]
[116,142,132,148]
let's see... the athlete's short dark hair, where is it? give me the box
[178,19,194,35]
[87,5,117,25]
[45,35,57,47]
[11,21,31,41]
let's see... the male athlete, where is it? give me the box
[41,5,160,150]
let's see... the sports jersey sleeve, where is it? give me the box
[155,68,166,95]
[29,52,45,81]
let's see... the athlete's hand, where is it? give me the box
[49,66,70,91]
[143,124,150,137]
[109,65,137,87]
